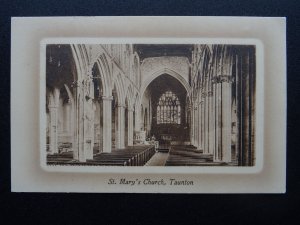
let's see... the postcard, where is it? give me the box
[11,17,286,193]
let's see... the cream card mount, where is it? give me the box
[11,17,286,193]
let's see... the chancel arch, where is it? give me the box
[141,74,189,146]
[139,68,191,104]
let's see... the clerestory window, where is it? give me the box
[157,91,181,124]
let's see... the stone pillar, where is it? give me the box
[117,104,126,149]
[236,49,255,166]
[72,79,93,163]
[235,54,241,165]
[128,107,134,146]
[84,99,95,160]
[64,102,71,132]
[102,96,113,153]
[193,105,198,149]
[77,92,85,162]
[70,100,76,158]
[72,87,79,161]
[134,105,141,132]
[93,99,102,154]
[190,105,194,146]
[49,106,58,154]
[213,76,232,162]
[203,92,209,154]
[208,91,215,155]
[221,76,232,162]
[198,101,203,150]
[214,80,222,162]
[200,97,205,152]
[48,88,60,155]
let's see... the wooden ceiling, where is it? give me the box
[134,44,194,61]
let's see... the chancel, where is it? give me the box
[45,44,256,167]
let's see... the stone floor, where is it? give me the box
[144,152,169,166]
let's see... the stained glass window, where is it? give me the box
[157,91,181,124]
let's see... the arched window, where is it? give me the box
[157,91,181,124]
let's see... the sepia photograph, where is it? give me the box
[44,42,257,168]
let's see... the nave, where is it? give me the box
[45,44,256,167]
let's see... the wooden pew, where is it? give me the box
[47,145,156,166]
[165,145,220,166]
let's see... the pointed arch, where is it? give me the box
[140,68,191,103]
[194,45,213,90]
[95,53,112,96]
[125,84,135,109]
[70,44,90,82]
[112,73,126,105]
[132,52,141,86]
[63,84,74,103]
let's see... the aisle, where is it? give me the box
[144,152,169,166]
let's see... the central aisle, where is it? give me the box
[144,152,169,166]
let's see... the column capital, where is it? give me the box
[117,103,126,108]
[207,91,213,97]
[102,96,113,101]
[70,80,81,88]
[219,75,234,83]
[212,75,234,84]
[48,105,59,109]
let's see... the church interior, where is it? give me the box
[45,43,256,167]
